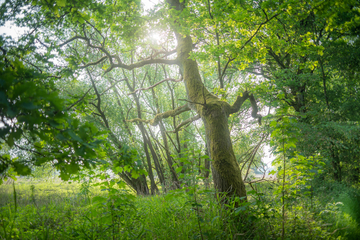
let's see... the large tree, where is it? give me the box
[0,0,268,197]
[9,0,348,197]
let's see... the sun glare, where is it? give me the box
[142,0,160,11]
[150,32,162,44]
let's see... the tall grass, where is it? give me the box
[0,178,359,239]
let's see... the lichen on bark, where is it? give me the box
[167,0,262,199]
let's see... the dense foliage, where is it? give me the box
[0,0,359,239]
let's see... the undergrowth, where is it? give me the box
[0,178,359,239]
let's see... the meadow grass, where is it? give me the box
[0,178,359,239]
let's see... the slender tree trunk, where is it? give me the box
[123,73,159,194]
[88,73,150,195]
[144,128,166,187]
[138,122,159,194]
[159,122,181,189]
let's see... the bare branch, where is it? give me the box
[59,36,87,47]
[229,91,250,114]
[220,57,234,82]
[127,104,191,126]
[229,91,262,125]
[61,36,179,72]
[226,11,283,71]
[67,87,92,110]
[78,56,108,69]
[105,58,179,74]
[62,34,113,64]
[243,133,267,180]
[249,94,262,125]
[239,12,282,52]
[45,75,62,79]
[141,48,178,60]
[128,77,182,95]
[126,118,150,124]
[84,19,105,43]
[178,98,205,106]
[170,114,201,133]
[100,78,127,96]
[14,142,46,157]
[36,38,50,48]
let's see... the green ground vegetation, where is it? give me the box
[1,176,359,240]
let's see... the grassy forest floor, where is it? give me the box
[0,178,359,240]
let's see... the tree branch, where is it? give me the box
[229,91,262,125]
[105,58,179,73]
[78,56,108,69]
[229,91,250,114]
[100,78,127,96]
[59,36,88,47]
[239,12,282,52]
[67,87,92,110]
[62,35,179,72]
[170,114,201,133]
[141,48,178,60]
[128,77,182,95]
[249,94,262,125]
[127,104,191,126]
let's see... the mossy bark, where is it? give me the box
[171,28,247,198]
[202,105,247,198]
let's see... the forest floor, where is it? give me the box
[0,178,359,239]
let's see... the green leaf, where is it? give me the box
[0,127,10,138]
[13,162,31,176]
[68,130,83,143]
[12,129,22,140]
[56,0,66,7]
[7,134,14,147]
[21,102,38,110]
[56,133,67,141]
[0,91,8,105]
[211,216,220,225]
[131,171,139,179]
[270,121,278,127]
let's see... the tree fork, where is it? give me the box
[167,0,262,199]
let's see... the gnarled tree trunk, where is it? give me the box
[167,0,261,199]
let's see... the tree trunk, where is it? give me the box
[159,121,181,189]
[144,128,166,188]
[89,75,150,195]
[138,122,159,194]
[203,143,211,188]
[167,0,248,198]
[124,75,159,194]
[202,105,247,198]
[120,172,149,195]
